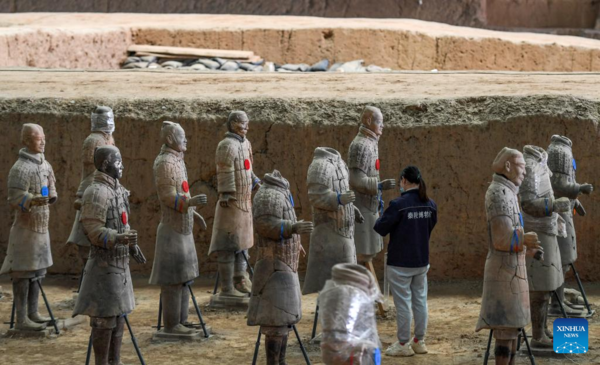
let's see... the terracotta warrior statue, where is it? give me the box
[519,145,569,348]
[319,263,382,365]
[73,146,146,365]
[149,121,208,337]
[547,135,593,316]
[209,111,260,305]
[248,170,314,364]
[476,147,544,364]
[348,106,395,264]
[68,106,116,269]
[302,147,364,295]
[1,124,56,331]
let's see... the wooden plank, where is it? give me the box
[134,52,262,64]
[128,45,254,60]
[366,261,388,315]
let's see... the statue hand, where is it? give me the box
[379,179,396,191]
[130,244,147,264]
[73,199,82,210]
[116,232,137,245]
[219,193,237,208]
[354,205,365,224]
[31,196,50,207]
[339,191,355,205]
[553,197,571,213]
[580,183,593,195]
[189,194,208,207]
[292,220,314,234]
[523,232,539,248]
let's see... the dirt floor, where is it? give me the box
[0,275,598,364]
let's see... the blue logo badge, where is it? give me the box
[41,186,49,197]
[554,318,588,354]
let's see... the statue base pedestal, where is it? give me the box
[309,333,322,345]
[209,293,249,309]
[4,327,55,338]
[57,316,87,330]
[152,327,211,342]
[520,344,557,357]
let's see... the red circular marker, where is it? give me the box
[244,159,251,170]
[375,159,380,171]
[182,181,189,193]
[121,212,128,225]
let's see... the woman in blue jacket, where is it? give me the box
[374,165,437,357]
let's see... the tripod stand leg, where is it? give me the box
[187,284,209,338]
[570,263,593,315]
[521,328,536,365]
[251,329,261,365]
[37,280,59,335]
[293,325,312,365]
[241,250,254,278]
[483,329,493,365]
[9,297,15,329]
[124,314,146,365]
[212,271,220,295]
[553,290,569,318]
[156,294,162,331]
[85,333,93,365]
[310,303,319,340]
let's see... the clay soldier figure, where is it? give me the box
[1,124,57,331]
[519,145,570,348]
[248,170,314,364]
[210,111,260,306]
[302,147,364,295]
[348,106,395,265]
[149,121,208,338]
[68,106,116,272]
[73,146,146,365]
[476,148,544,364]
[547,135,593,316]
[319,263,382,365]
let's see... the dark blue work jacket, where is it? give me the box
[373,188,437,268]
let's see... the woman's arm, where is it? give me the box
[374,200,401,236]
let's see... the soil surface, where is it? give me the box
[1,70,600,282]
[0,276,598,364]
[3,14,600,70]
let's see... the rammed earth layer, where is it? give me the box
[4,13,600,71]
[1,70,599,281]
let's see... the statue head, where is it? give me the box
[94,146,123,179]
[492,147,526,186]
[161,121,187,152]
[91,106,115,134]
[227,111,249,138]
[360,106,383,136]
[21,123,45,154]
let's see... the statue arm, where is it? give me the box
[216,142,236,194]
[7,166,33,212]
[349,168,378,196]
[80,190,117,248]
[155,163,191,213]
[254,214,293,241]
[47,162,57,204]
[489,215,524,252]
[520,196,555,217]
[308,182,339,212]
[551,173,580,199]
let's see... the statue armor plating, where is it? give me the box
[1,124,56,331]
[68,106,116,265]
[547,135,593,315]
[348,106,395,264]
[302,147,364,295]
[73,146,146,365]
[248,170,313,364]
[149,121,207,337]
[209,111,260,305]
[519,145,568,348]
[476,147,542,364]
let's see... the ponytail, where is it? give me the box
[400,165,429,202]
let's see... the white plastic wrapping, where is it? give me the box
[319,264,382,365]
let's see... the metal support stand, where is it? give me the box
[251,325,311,365]
[85,315,145,365]
[34,278,60,335]
[552,290,569,318]
[154,281,210,338]
[6,298,16,329]
[484,328,535,365]
[310,303,319,340]
[570,263,593,315]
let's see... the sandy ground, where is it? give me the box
[2,69,600,102]
[0,275,598,365]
